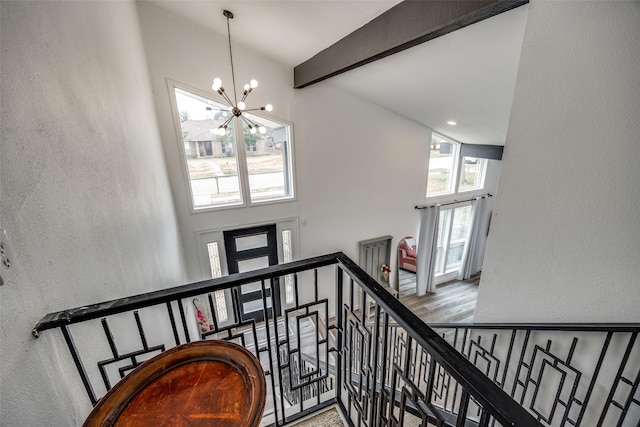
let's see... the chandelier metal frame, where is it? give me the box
[210,10,272,136]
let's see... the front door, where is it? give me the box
[224,224,281,323]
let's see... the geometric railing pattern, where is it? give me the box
[429,324,640,426]
[34,255,342,426]
[335,258,540,427]
[34,252,572,426]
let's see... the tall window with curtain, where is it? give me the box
[421,132,502,287]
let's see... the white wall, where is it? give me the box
[137,3,430,287]
[475,0,640,322]
[0,1,186,425]
[291,82,429,262]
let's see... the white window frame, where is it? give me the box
[205,241,229,322]
[427,133,487,198]
[434,202,473,283]
[167,79,296,213]
[458,156,487,194]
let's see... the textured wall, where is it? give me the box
[0,1,186,424]
[475,0,640,322]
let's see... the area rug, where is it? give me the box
[291,407,425,427]
[293,407,344,426]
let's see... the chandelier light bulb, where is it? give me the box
[211,11,274,137]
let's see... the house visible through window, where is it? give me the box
[172,85,295,210]
[427,134,486,197]
[242,113,293,203]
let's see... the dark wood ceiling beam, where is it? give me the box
[293,0,528,89]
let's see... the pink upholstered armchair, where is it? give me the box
[398,236,417,273]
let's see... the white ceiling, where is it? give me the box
[142,1,529,146]
[330,5,529,145]
[142,0,402,67]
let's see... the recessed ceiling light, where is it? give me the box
[447,120,457,126]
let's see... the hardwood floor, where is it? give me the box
[396,269,479,324]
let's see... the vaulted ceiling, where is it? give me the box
[142,1,529,146]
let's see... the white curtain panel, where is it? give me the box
[416,205,440,296]
[457,196,490,280]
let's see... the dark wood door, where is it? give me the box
[224,224,280,323]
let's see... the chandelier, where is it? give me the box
[210,10,272,136]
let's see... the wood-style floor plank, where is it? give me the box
[397,269,479,324]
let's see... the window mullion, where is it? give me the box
[452,143,462,194]
[233,117,251,206]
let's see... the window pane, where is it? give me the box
[206,242,228,322]
[427,134,457,196]
[459,157,485,192]
[234,234,267,251]
[243,113,293,203]
[207,242,223,279]
[446,205,472,272]
[237,256,270,273]
[175,88,242,209]
[282,229,294,304]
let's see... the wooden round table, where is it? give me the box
[84,341,266,427]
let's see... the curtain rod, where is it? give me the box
[414,193,492,210]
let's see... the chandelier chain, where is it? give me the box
[226,13,238,106]
[210,10,272,136]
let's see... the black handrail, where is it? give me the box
[428,322,640,332]
[32,252,340,337]
[427,321,640,426]
[333,253,541,427]
[34,252,542,426]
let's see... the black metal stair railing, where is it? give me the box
[33,252,542,426]
[427,323,640,426]
[33,253,340,426]
[334,254,541,427]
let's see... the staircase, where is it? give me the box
[33,252,638,426]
